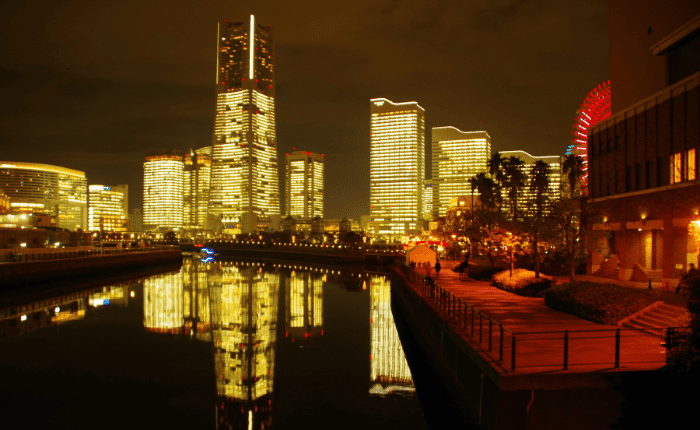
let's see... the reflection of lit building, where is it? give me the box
[0,161,87,230]
[497,150,562,217]
[286,271,323,339]
[88,285,128,307]
[209,16,280,233]
[143,271,183,333]
[184,147,211,230]
[143,150,184,230]
[370,98,425,237]
[369,276,413,393]
[182,257,212,341]
[285,151,324,219]
[88,184,128,232]
[431,127,491,218]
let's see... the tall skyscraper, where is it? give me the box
[370,98,425,237]
[143,150,184,230]
[184,146,211,230]
[285,150,324,219]
[431,127,491,218]
[209,16,280,233]
[88,184,128,232]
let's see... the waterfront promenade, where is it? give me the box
[397,260,678,381]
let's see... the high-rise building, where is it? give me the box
[498,150,562,217]
[143,150,184,230]
[431,127,491,218]
[285,150,324,219]
[0,161,87,230]
[88,184,128,232]
[209,16,279,233]
[184,147,212,230]
[370,98,425,237]
[423,179,433,221]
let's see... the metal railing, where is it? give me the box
[1,247,177,264]
[397,264,669,372]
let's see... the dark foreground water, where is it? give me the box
[0,257,429,430]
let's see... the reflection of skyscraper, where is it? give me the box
[286,270,323,339]
[143,271,183,333]
[369,98,425,237]
[369,276,413,393]
[182,257,212,341]
[209,16,279,233]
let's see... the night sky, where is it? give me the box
[0,0,608,220]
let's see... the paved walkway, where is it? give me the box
[405,261,670,374]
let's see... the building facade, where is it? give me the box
[0,161,87,230]
[431,127,491,218]
[370,98,425,237]
[88,184,128,232]
[498,151,562,218]
[143,151,184,230]
[184,147,212,230]
[285,151,324,219]
[587,0,700,286]
[209,16,280,233]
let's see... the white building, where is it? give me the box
[370,98,425,237]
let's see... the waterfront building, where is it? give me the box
[587,0,700,286]
[285,150,324,219]
[431,127,491,218]
[370,98,425,237]
[0,161,87,230]
[497,150,562,218]
[88,184,128,232]
[143,150,184,230]
[184,147,212,230]
[209,16,280,233]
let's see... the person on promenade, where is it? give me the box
[435,260,441,279]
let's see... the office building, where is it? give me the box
[370,98,425,237]
[88,184,128,232]
[0,161,87,230]
[432,127,491,218]
[498,151,562,217]
[184,147,212,230]
[143,150,184,230]
[209,16,280,233]
[587,0,700,286]
[285,150,324,219]
[423,180,433,222]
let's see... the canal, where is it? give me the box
[0,257,429,430]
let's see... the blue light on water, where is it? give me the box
[201,248,215,255]
[103,299,110,305]
[201,256,214,263]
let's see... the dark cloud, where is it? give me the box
[0,0,608,220]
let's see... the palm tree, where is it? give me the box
[503,156,526,220]
[488,153,506,187]
[562,154,584,199]
[529,160,550,278]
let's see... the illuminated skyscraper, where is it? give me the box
[143,150,184,229]
[0,161,87,230]
[184,147,211,230]
[88,184,128,232]
[431,127,491,217]
[209,16,279,233]
[423,180,433,222]
[370,98,425,237]
[285,150,324,219]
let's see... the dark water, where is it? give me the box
[0,257,429,430]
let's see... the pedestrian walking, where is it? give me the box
[435,260,441,279]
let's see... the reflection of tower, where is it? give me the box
[369,275,414,394]
[182,257,212,341]
[143,271,183,333]
[286,270,323,339]
[210,264,279,429]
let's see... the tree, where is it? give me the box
[562,154,585,198]
[529,160,550,278]
[503,156,526,221]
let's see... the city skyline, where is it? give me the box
[0,1,609,220]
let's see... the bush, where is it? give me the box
[492,269,555,297]
[467,265,505,281]
[541,281,660,325]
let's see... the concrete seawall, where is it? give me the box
[0,250,182,287]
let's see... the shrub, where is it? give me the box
[541,281,660,325]
[492,269,555,296]
[467,265,505,281]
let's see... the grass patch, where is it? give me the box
[492,269,555,297]
[541,281,661,325]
